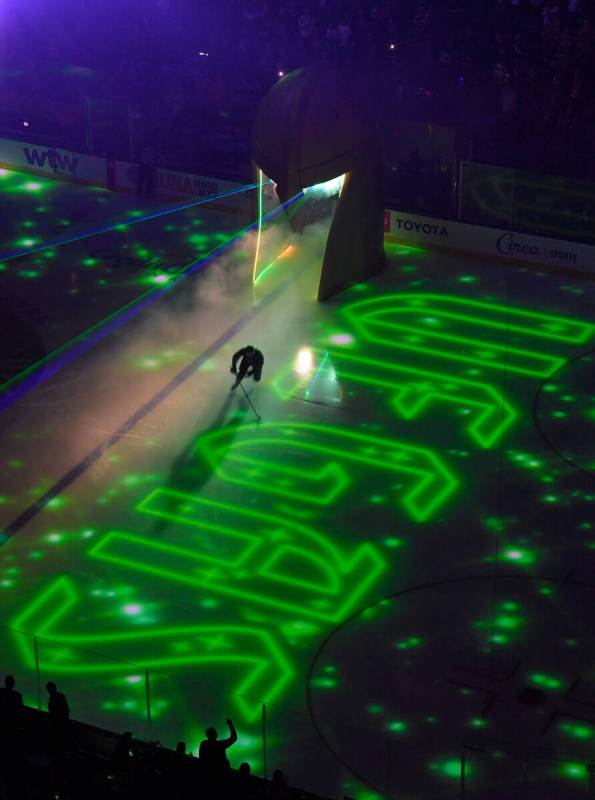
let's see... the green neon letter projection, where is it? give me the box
[8,291,594,728]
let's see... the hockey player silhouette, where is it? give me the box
[230,345,264,390]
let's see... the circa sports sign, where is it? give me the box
[496,231,578,263]
[385,209,593,274]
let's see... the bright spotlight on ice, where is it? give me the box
[330,333,354,346]
[304,174,345,198]
[123,604,143,616]
[295,347,314,376]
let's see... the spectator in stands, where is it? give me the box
[175,740,188,756]
[269,768,290,800]
[237,761,260,800]
[46,680,70,757]
[0,674,23,725]
[46,681,69,723]
[199,717,237,773]
[111,730,134,770]
[173,740,194,799]
[0,674,25,799]
[135,741,166,800]
[238,761,252,778]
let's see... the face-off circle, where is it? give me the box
[308,576,595,800]
[534,350,595,478]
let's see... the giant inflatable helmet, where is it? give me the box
[252,66,385,301]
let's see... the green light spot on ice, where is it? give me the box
[396,636,422,649]
[311,677,338,688]
[387,720,407,733]
[503,548,535,566]
[471,718,486,728]
[47,497,66,509]
[430,759,470,779]
[560,763,587,781]
[530,673,562,690]
[367,704,384,714]
[490,633,509,644]
[495,615,523,630]
[560,722,594,739]
[383,538,403,548]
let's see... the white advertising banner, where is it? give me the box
[113,160,254,220]
[0,137,255,222]
[384,209,595,274]
[0,137,106,185]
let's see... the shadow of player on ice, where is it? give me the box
[151,391,254,536]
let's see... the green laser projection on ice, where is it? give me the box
[90,489,386,622]
[11,576,293,721]
[194,422,458,522]
[342,294,594,377]
[4,265,595,793]
[273,348,517,449]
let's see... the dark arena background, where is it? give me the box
[1,2,595,800]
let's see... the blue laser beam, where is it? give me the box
[0,181,268,265]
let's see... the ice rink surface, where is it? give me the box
[1,168,595,799]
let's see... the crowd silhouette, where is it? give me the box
[2,1,594,184]
[0,673,302,800]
